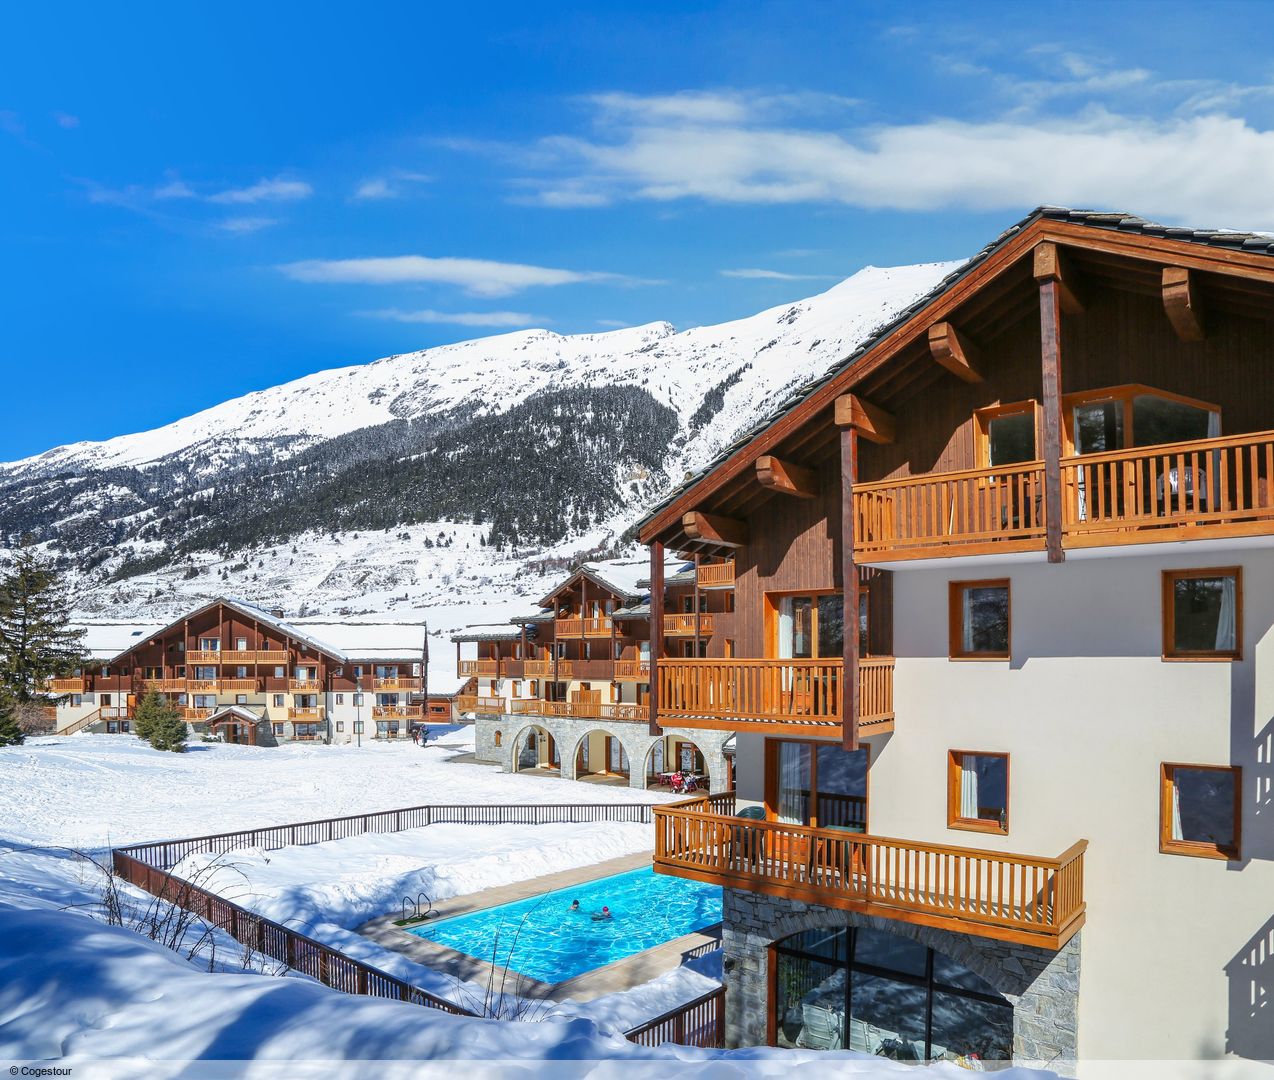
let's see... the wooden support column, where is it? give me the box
[1162,266,1205,342]
[648,540,665,735]
[839,426,860,752]
[1038,278,1066,563]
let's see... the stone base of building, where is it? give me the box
[721,887,1079,1073]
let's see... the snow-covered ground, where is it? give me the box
[0,734,1058,1077]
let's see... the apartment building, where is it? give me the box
[48,599,448,743]
[454,558,735,790]
[636,209,1274,1069]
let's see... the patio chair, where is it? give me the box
[727,805,767,867]
[795,1004,843,1051]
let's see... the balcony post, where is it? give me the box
[1035,243,1071,564]
[839,424,860,751]
[648,539,665,735]
[693,553,701,655]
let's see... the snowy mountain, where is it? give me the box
[0,262,956,636]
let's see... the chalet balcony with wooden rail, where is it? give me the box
[289,678,321,692]
[46,677,86,693]
[554,616,613,638]
[510,698,647,722]
[654,793,1086,949]
[696,561,735,589]
[372,676,422,691]
[456,694,504,715]
[855,431,1274,562]
[372,704,423,719]
[656,656,894,737]
[142,678,188,693]
[457,659,501,677]
[663,612,715,636]
[614,658,651,681]
[523,658,574,678]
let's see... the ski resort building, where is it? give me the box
[636,209,1274,1067]
[46,599,447,743]
[453,558,736,790]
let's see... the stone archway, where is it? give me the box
[567,726,645,785]
[721,893,1079,1068]
[509,723,559,775]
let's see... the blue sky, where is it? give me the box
[4,0,1274,462]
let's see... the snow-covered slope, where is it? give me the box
[1,263,957,624]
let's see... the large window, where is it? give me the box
[772,925,1013,1061]
[1160,763,1240,860]
[976,402,1037,467]
[1162,568,1240,660]
[949,581,1010,660]
[772,593,843,659]
[766,740,869,831]
[947,751,1010,835]
[1063,385,1219,456]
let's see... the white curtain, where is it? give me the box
[777,742,809,824]
[1215,575,1237,652]
[1170,776,1184,841]
[778,598,795,659]
[960,754,979,819]
[961,593,975,654]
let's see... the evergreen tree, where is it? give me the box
[0,691,23,747]
[132,691,187,753]
[0,545,88,704]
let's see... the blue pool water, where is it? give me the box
[407,866,722,984]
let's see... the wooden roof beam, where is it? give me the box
[1162,266,1206,342]
[682,510,749,548]
[927,322,984,384]
[755,455,819,499]
[834,393,895,444]
[1033,241,1086,315]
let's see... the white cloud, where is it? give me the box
[506,92,1274,226]
[720,268,832,281]
[216,216,279,234]
[354,178,394,200]
[154,179,196,200]
[351,172,433,201]
[52,111,79,129]
[208,176,313,204]
[360,307,545,327]
[278,255,646,297]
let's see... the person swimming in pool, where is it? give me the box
[569,899,580,912]
[590,905,612,921]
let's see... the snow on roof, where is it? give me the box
[538,555,679,606]
[78,622,167,661]
[450,624,523,643]
[425,676,469,698]
[221,598,349,661]
[206,705,266,724]
[288,621,427,660]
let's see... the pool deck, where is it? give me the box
[356,851,721,1003]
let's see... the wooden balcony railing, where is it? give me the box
[142,679,187,693]
[182,707,219,721]
[456,695,504,715]
[58,707,103,735]
[373,676,422,691]
[507,699,646,722]
[289,679,321,692]
[664,613,715,636]
[696,562,735,589]
[373,704,423,719]
[615,659,651,681]
[288,707,321,719]
[555,617,613,637]
[187,650,221,664]
[187,679,220,693]
[46,677,86,694]
[854,461,1047,561]
[457,660,500,677]
[216,649,288,664]
[522,658,573,678]
[656,657,894,736]
[220,679,260,693]
[654,795,1086,949]
[1060,429,1274,545]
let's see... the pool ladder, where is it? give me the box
[402,892,439,923]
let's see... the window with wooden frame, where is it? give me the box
[1160,763,1240,860]
[1062,384,1219,457]
[947,751,1009,834]
[948,580,1010,659]
[1162,568,1241,660]
[765,591,844,660]
[764,739,870,831]
[975,401,1039,468]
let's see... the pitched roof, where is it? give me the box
[635,206,1274,536]
[450,624,524,643]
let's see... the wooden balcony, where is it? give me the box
[182,707,218,721]
[853,430,1274,561]
[654,794,1086,949]
[523,658,573,678]
[187,650,222,664]
[142,679,187,693]
[664,613,715,636]
[571,658,617,680]
[657,657,894,737]
[456,694,504,715]
[221,649,289,664]
[372,704,423,719]
[854,462,1046,561]
[615,659,651,681]
[696,562,735,589]
[288,707,321,719]
[187,678,220,693]
[509,699,647,722]
[457,660,501,677]
[46,677,86,693]
[289,679,321,692]
[555,617,613,638]
[373,676,422,691]
[220,679,260,693]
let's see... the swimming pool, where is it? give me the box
[406,865,722,984]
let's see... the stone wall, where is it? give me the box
[721,887,1080,1074]
[478,711,734,792]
